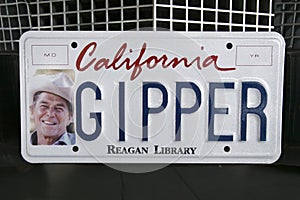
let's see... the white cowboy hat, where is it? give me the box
[30,72,74,105]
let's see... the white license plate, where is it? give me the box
[20,31,285,163]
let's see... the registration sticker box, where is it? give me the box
[19,31,285,163]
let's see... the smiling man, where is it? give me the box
[30,72,75,145]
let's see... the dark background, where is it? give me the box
[1,0,300,199]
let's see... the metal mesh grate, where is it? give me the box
[274,0,300,49]
[155,0,273,31]
[0,0,31,51]
[29,0,154,31]
[0,0,274,52]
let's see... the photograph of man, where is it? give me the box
[29,72,75,145]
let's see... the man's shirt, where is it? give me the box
[31,131,76,145]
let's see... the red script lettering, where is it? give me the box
[76,42,236,80]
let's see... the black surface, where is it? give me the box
[283,52,300,145]
[0,164,299,200]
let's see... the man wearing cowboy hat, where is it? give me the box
[30,72,76,145]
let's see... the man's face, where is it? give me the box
[31,92,71,141]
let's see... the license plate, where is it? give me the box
[20,31,285,163]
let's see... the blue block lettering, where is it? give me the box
[208,82,234,141]
[142,82,168,141]
[76,82,102,141]
[241,82,267,141]
[176,82,201,141]
[119,82,125,141]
